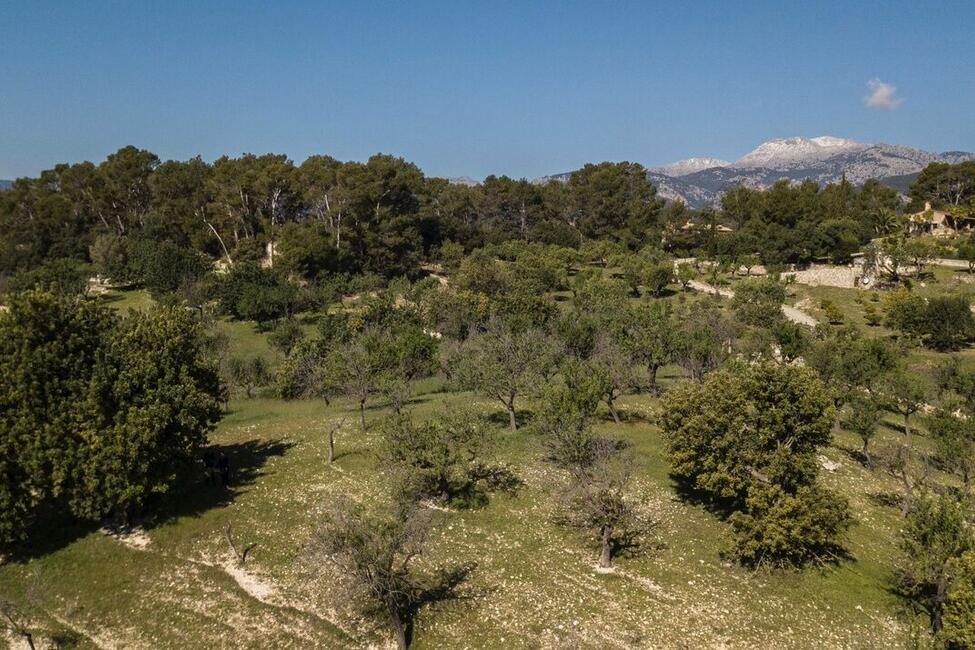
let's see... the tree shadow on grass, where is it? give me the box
[447,464,524,509]
[9,503,103,562]
[599,406,651,425]
[867,491,903,509]
[668,474,740,520]
[833,442,873,468]
[485,408,531,430]
[5,438,295,563]
[612,515,665,561]
[404,561,482,647]
[147,438,296,528]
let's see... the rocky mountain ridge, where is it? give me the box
[642,136,974,207]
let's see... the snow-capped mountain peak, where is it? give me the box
[809,136,862,148]
[651,157,731,177]
[536,135,973,209]
[735,136,867,168]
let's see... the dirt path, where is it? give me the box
[686,280,818,327]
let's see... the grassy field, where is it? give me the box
[3,273,967,649]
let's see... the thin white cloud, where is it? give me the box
[864,78,904,110]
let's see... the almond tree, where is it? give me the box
[536,380,644,569]
[881,369,928,514]
[311,499,434,650]
[443,319,561,430]
[561,437,639,569]
[326,321,437,431]
[587,334,639,423]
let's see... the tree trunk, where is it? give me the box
[327,429,335,464]
[507,400,517,432]
[607,397,621,424]
[647,364,660,394]
[388,604,408,650]
[359,399,367,431]
[932,576,949,633]
[599,525,613,568]
[203,217,233,265]
[899,445,914,517]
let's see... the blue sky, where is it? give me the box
[1,1,973,180]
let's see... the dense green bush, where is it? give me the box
[0,291,222,546]
[215,263,300,326]
[268,319,307,355]
[662,360,851,566]
[731,278,786,326]
[897,493,975,637]
[138,239,210,297]
[90,235,209,296]
[886,292,975,350]
[4,257,90,297]
[380,410,492,506]
[942,551,975,648]
[729,483,852,566]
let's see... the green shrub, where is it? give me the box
[941,551,975,648]
[4,258,90,297]
[662,360,851,566]
[268,319,306,355]
[729,483,853,567]
[732,278,786,326]
[886,291,975,350]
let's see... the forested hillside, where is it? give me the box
[2,150,975,649]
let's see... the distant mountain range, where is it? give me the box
[446,176,479,187]
[535,136,975,208]
[0,179,12,191]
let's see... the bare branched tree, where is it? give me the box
[559,438,646,569]
[224,523,257,566]
[325,417,347,464]
[0,573,44,650]
[309,499,435,649]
